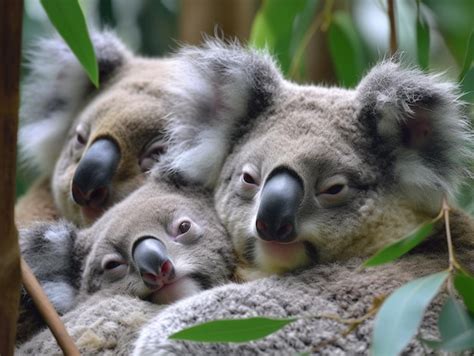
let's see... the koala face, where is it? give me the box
[51,60,175,226]
[21,32,230,227]
[214,66,470,276]
[78,180,235,304]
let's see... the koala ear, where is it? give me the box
[357,61,471,207]
[155,40,282,188]
[19,31,131,176]
[19,220,81,313]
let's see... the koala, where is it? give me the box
[16,34,271,228]
[18,211,474,355]
[18,178,235,342]
[155,44,472,279]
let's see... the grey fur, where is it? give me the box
[156,45,472,277]
[18,179,235,342]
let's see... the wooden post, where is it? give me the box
[0,0,23,354]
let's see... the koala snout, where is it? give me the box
[71,138,120,209]
[256,169,304,243]
[132,237,175,289]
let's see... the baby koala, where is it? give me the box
[18,178,235,341]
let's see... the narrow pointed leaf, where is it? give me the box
[459,31,474,82]
[416,6,430,70]
[169,317,296,343]
[438,297,474,341]
[250,0,315,74]
[328,12,366,87]
[41,0,99,87]
[454,271,474,313]
[371,271,449,356]
[434,330,474,352]
[363,222,434,267]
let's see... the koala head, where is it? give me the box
[78,179,235,304]
[153,43,471,277]
[20,179,235,315]
[21,34,251,227]
[217,62,470,276]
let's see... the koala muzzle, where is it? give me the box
[132,237,175,289]
[256,169,304,243]
[71,138,120,208]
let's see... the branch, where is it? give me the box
[387,0,398,55]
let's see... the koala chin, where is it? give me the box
[150,42,472,280]
[18,179,235,341]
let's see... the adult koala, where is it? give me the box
[16,34,273,228]
[17,178,235,343]
[157,45,471,279]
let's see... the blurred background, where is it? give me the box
[18,0,473,211]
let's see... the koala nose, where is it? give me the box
[71,138,120,208]
[256,169,304,243]
[132,237,175,289]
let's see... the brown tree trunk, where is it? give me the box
[179,0,259,44]
[0,0,23,354]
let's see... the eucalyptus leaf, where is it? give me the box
[169,317,296,343]
[454,271,474,313]
[250,0,317,75]
[438,297,474,341]
[416,5,430,70]
[363,222,434,267]
[328,12,365,87]
[459,31,474,81]
[41,0,99,87]
[371,271,449,356]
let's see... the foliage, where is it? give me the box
[40,0,99,87]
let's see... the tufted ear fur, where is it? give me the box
[19,221,84,314]
[19,31,131,176]
[155,40,282,188]
[357,61,472,210]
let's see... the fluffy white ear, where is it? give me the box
[357,61,472,208]
[19,31,131,176]
[155,40,282,188]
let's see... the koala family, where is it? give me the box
[17,30,473,354]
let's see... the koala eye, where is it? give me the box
[239,165,261,197]
[316,176,350,208]
[178,220,191,234]
[172,217,202,245]
[139,139,166,172]
[101,254,128,281]
[74,124,89,149]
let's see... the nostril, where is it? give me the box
[161,260,173,278]
[256,219,268,234]
[71,184,87,206]
[88,186,109,208]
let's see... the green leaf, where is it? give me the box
[426,298,474,352]
[328,12,366,87]
[169,317,296,343]
[371,271,449,356]
[250,0,317,75]
[41,0,99,87]
[460,66,474,104]
[416,4,430,70]
[438,297,474,340]
[459,31,474,81]
[454,271,474,313]
[363,222,434,267]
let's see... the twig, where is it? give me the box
[387,0,398,55]
[21,258,80,356]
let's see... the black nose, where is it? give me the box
[71,138,120,208]
[256,169,304,242]
[132,237,175,289]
